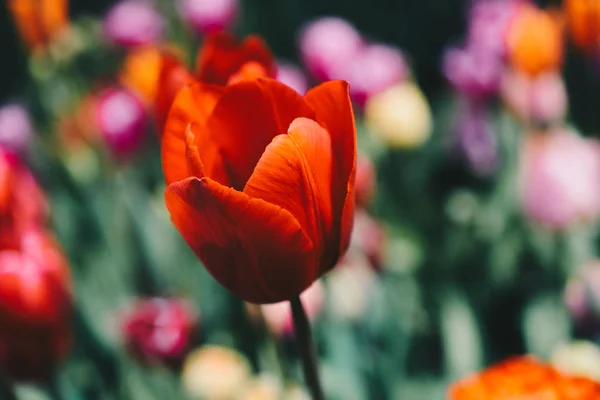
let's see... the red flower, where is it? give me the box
[162,78,356,303]
[0,229,72,381]
[121,298,197,365]
[449,356,600,399]
[154,32,276,133]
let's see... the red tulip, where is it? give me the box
[154,32,276,134]
[162,78,356,303]
[0,229,72,381]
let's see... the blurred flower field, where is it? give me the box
[3,0,600,399]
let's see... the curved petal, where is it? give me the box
[205,78,315,190]
[195,32,276,85]
[305,80,357,264]
[165,177,316,303]
[244,118,333,272]
[154,53,194,134]
[161,82,227,186]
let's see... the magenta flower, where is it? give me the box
[178,0,237,35]
[0,103,32,155]
[299,17,363,81]
[521,130,600,229]
[276,61,309,95]
[467,0,521,59]
[103,0,164,47]
[443,46,503,99]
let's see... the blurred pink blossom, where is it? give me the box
[0,103,32,155]
[336,43,408,106]
[443,46,503,99]
[521,130,600,229]
[276,61,309,95]
[95,88,147,158]
[103,0,164,47]
[179,0,237,35]
[299,17,363,81]
[502,70,567,125]
[468,0,522,59]
[260,281,324,337]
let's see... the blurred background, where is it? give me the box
[3,0,600,399]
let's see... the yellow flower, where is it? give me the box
[365,82,432,149]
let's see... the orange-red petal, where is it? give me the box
[165,177,316,303]
[204,78,315,190]
[162,82,226,186]
[195,32,276,85]
[244,118,333,272]
[154,53,195,134]
[305,81,357,265]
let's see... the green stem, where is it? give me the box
[290,297,324,400]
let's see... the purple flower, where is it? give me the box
[467,0,521,59]
[0,103,32,155]
[336,43,408,106]
[455,105,499,176]
[103,0,164,47]
[178,0,237,35]
[276,61,309,95]
[299,17,363,81]
[95,88,147,158]
[443,46,503,99]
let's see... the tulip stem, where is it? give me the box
[290,296,325,400]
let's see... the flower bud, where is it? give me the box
[260,281,324,338]
[95,87,148,158]
[178,0,238,35]
[181,345,251,400]
[365,82,432,149]
[551,341,600,382]
[276,61,309,95]
[121,298,197,365]
[0,230,72,381]
[103,0,164,47]
[506,4,563,76]
[0,103,33,155]
[299,17,363,81]
[501,70,567,126]
[337,43,407,106]
[354,153,376,209]
[443,46,503,99]
[520,130,600,229]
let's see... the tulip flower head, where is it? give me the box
[103,0,164,47]
[179,0,238,35]
[520,130,600,229]
[449,356,600,399]
[299,17,363,81]
[96,87,148,158]
[0,230,72,381]
[0,103,33,155]
[162,78,356,303]
[467,0,521,59]
[121,298,197,364]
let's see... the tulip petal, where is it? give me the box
[196,32,276,85]
[155,53,194,133]
[165,177,316,303]
[162,82,227,186]
[244,118,333,270]
[305,81,357,263]
[206,78,315,190]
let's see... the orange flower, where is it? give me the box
[120,46,163,107]
[7,0,68,51]
[449,356,600,399]
[566,0,600,53]
[162,78,356,303]
[154,32,276,133]
[507,4,563,76]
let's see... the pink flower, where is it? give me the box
[521,130,600,229]
[276,61,309,95]
[260,281,324,337]
[299,17,363,81]
[0,103,32,155]
[443,46,503,99]
[178,0,237,35]
[337,43,408,106]
[103,0,164,47]
[121,298,197,364]
[95,88,147,158]
[467,0,522,59]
